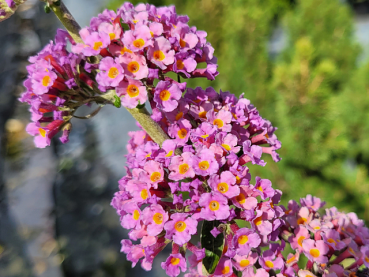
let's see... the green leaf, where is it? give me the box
[200,220,225,275]
[113,95,121,108]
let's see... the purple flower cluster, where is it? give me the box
[72,3,218,109]
[278,195,369,277]
[20,2,218,148]
[112,86,283,276]
[19,30,79,147]
[18,1,369,277]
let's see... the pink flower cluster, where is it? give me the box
[112,86,283,276]
[20,2,217,148]
[279,195,369,277]
[19,30,79,147]
[73,3,218,109]
[18,1,369,277]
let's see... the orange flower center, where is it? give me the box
[133,210,140,220]
[221,266,230,274]
[236,193,246,204]
[175,112,183,121]
[165,150,173,157]
[39,128,46,137]
[199,111,207,119]
[213,118,224,128]
[179,163,189,174]
[176,59,184,70]
[177,128,188,139]
[153,212,163,224]
[159,90,171,101]
[286,256,296,264]
[198,161,210,170]
[140,189,148,200]
[310,248,320,258]
[254,216,262,226]
[209,200,219,211]
[170,257,180,265]
[42,75,51,87]
[108,67,119,79]
[238,235,249,245]
[133,38,145,48]
[109,33,116,40]
[153,50,165,61]
[240,259,250,267]
[93,41,103,51]
[217,182,229,193]
[127,61,140,73]
[298,236,305,247]
[265,261,274,268]
[174,221,187,232]
[127,84,139,98]
[327,238,336,245]
[179,38,186,48]
[222,144,231,151]
[150,172,161,182]
[297,217,307,225]
[120,47,132,55]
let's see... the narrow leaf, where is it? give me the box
[200,220,225,275]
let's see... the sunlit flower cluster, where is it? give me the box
[20,2,217,148]
[112,86,282,276]
[73,2,218,108]
[17,1,369,277]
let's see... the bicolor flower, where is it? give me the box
[96,56,124,87]
[122,25,153,51]
[198,192,230,220]
[208,171,240,199]
[144,160,164,187]
[192,148,219,176]
[161,254,187,277]
[153,80,182,112]
[233,228,261,256]
[168,152,195,181]
[168,119,192,146]
[119,53,149,79]
[147,37,175,69]
[142,204,169,236]
[164,213,197,246]
[117,77,148,108]
[302,239,329,264]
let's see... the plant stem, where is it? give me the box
[48,0,173,148]
[126,107,171,146]
[49,1,83,44]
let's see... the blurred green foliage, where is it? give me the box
[108,0,369,222]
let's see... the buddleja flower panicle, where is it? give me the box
[20,2,218,148]
[18,1,369,277]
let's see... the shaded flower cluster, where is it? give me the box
[112,86,283,276]
[20,2,217,148]
[19,30,80,147]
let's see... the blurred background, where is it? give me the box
[1,0,369,276]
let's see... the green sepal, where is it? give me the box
[200,220,225,275]
[136,103,146,109]
[44,5,51,13]
[54,0,61,6]
[113,95,121,108]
